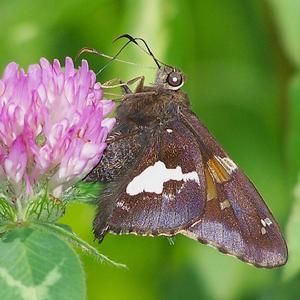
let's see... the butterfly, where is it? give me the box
[85,36,288,268]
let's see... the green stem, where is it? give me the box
[15,196,25,222]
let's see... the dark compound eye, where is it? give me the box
[167,71,183,87]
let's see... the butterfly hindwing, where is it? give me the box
[105,120,207,237]
[180,111,288,267]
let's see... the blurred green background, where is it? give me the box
[1,0,300,299]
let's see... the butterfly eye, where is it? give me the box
[167,72,183,87]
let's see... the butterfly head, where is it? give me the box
[155,66,185,91]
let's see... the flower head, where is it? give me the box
[0,57,115,217]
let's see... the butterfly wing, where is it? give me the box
[95,120,207,239]
[85,122,146,183]
[180,111,288,268]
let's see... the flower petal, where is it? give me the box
[3,136,27,183]
[0,57,115,198]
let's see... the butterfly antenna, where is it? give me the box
[114,34,162,69]
[95,39,135,75]
[76,39,144,75]
[76,47,156,70]
[133,37,161,69]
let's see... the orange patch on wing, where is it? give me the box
[205,168,217,201]
[207,157,231,183]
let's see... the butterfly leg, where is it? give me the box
[103,76,145,94]
[126,76,145,93]
[119,80,132,94]
[102,78,126,89]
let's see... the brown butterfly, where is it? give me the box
[85,35,288,268]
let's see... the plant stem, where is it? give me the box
[15,196,25,222]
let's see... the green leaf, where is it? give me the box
[31,222,126,268]
[268,0,300,67]
[286,73,300,184]
[284,73,300,281]
[283,175,300,281]
[0,199,16,224]
[25,193,65,223]
[64,181,104,204]
[0,226,85,300]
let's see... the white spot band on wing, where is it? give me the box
[126,161,200,196]
[215,156,238,174]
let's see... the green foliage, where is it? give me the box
[66,182,104,204]
[0,226,85,300]
[268,0,300,67]
[25,193,66,223]
[0,0,300,299]
[0,177,125,299]
[31,222,126,268]
[284,176,300,281]
[0,199,16,223]
[286,74,300,183]
[268,0,300,286]
[283,73,300,281]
